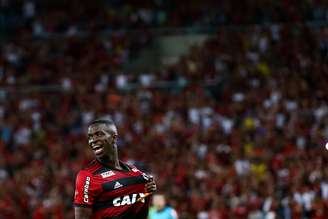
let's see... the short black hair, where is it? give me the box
[89,118,115,126]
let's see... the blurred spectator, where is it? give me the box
[149,194,178,219]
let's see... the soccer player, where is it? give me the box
[74,118,157,219]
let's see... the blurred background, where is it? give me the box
[1,0,328,218]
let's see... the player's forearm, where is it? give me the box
[75,207,92,219]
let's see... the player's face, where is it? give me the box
[87,123,117,159]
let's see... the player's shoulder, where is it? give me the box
[123,161,135,169]
[123,161,143,173]
[126,163,143,173]
[78,159,100,174]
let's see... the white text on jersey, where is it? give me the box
[83,176,91,203]
[113,193,146,206]
[101,170,115,178]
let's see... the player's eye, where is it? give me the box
[96,132,104,137]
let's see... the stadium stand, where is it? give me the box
[2,0,328,34]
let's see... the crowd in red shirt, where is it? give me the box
[1,1,328,219]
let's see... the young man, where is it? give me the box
[74,119,157,219]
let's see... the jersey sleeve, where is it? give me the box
[74,170,96,207]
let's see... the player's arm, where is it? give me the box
[75,207,92,219]
[74,170,95,219]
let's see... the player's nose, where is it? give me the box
[92,139,103,146]
[88,137,98,145]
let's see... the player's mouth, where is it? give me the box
[92,144,104,156]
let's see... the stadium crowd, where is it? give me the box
[2,0,328,34]
[1,1,328,219]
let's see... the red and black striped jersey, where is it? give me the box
[74,159,151,219]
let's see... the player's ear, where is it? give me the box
[112,133,118,144]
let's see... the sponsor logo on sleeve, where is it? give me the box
[83,176,91,203]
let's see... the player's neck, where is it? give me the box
[97,154,122,170]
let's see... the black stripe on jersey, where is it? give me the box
[93,201,113,210]
[102,175,147,192]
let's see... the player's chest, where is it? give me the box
[92,168,148,196]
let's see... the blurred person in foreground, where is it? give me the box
[148,194,178,219]
[74,118,157,219]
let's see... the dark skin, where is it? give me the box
[75,123,157,219]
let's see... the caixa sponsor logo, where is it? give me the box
[113,193,146,207]
[83,176,91,203]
